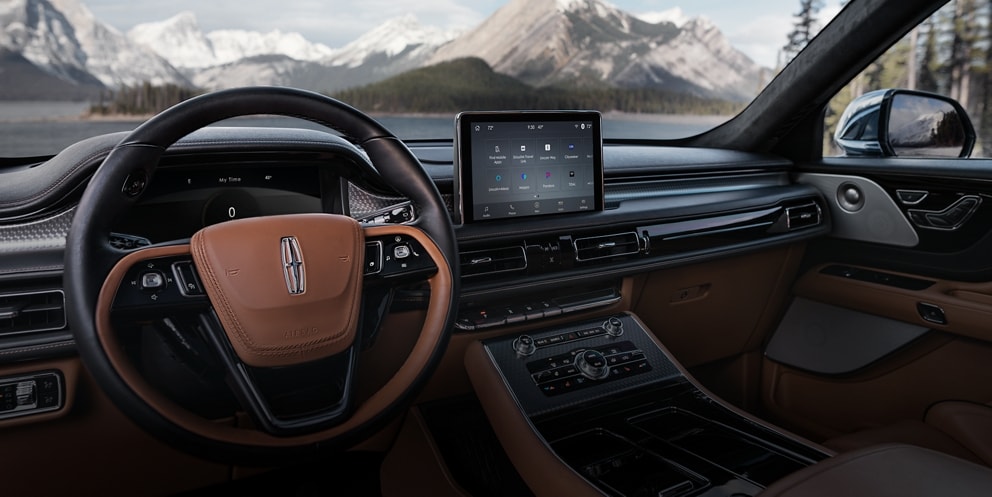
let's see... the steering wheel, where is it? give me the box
[64,87,459,462]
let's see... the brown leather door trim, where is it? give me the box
[96,224,452,447]
[794,264,992,343]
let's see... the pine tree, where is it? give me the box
[918,18,940,93]
[782,0,824,65]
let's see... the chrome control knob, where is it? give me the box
[512,335,537,356]
[604,317,624,337]
[575,349,610,380]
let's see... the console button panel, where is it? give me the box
[528,341,652,396]
[481,313,680,417]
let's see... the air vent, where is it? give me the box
[573,232,641,261]
[785,203,822,230]
[461,246,527,277]
[0,290,66,337]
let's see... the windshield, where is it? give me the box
[0,0,844,156]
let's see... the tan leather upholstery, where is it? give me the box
[926,401,992,466]
[758,444,992,497]
[191,214,364,367]
[823,401,992,467]
[824,419,982,464]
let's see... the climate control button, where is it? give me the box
[575,349,609,380]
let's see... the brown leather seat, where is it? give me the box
[758,444,992,497]
[823,401,992,467]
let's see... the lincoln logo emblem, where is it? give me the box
[281,236,306,295]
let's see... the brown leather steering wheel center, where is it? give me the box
[190,213,365,368]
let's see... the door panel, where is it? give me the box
[765,160,992,441]
[765,297,929,375]
[762,335,992,441]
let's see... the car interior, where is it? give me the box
[3,0,992,495]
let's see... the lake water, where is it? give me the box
[0,101,728,157]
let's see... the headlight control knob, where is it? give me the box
[604,317,624,337]
[512,335,537,356]
[575,349,610,380]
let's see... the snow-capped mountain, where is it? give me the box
[127,12,448,91]
[637,7,691,28]
[208,30,335,66]
[126,12,216,69]
[0,0,188,89]
[3,0,768,103]
[179,14,458,92]
[324,14,457,69]
[430,0,765,101]
[0,0,94,85]
[127,12,336,70]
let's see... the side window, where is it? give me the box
[824,1,986,158]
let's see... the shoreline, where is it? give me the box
[2,99,733,124]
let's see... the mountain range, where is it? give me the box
[0,0,768,102]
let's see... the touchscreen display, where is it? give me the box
[456,111,603,223]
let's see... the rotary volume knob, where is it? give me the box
[512,335,537,356]
[575,349,610,380]
[604,317,624,337]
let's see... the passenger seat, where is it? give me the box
[823,401,992,467]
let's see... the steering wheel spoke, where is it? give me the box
[363,225,439,282]
[109,248,210,316]
[194,310,359,436]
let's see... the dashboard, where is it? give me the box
[0,125,829,361]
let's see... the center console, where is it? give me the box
[465,313,830,497]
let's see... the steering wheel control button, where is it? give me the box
[115,257,207,310]
[139,270,167,292]
[393,244,411,259]
[376,236,436,277]
[364,241,383,275]
[171,261,204,296]
[604,317,624,337]
[575,349,610,380]
[513,335,537,356]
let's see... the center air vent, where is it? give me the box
[461,246,527,277]
[573,232,641,261]
[785,202,822,230]
[0,290,66,337]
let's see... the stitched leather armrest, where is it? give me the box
[759,444,992,497]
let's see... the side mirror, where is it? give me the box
[834,89,975,158]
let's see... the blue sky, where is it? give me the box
[83,0,844,68]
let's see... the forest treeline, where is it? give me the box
[86,58,743,119]
[816,0,992,154]
[332,58,743,115]
[88,83,201,116]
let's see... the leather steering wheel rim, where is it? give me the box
[64,87,459,463]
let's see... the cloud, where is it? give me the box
[722,1,845,68]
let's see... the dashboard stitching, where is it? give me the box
[0,265,63,275]
[0,148,112,208]
[189,234,254,351]
[0,342,73,356]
